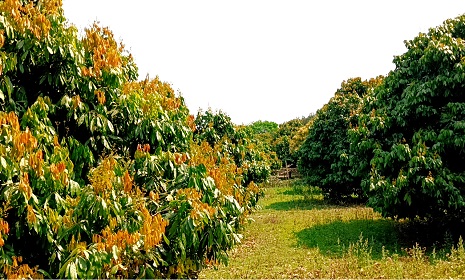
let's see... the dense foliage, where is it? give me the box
[273,118,312,167]
[288,116,313,154]
[246,117,314,170]
[248,120,278,136]
[296,14,465,230]
[194,110,274,186]
[350,14,465,223]
[245,120,280,170]
[193,109,235,147]
[298,78,383,202]
[0,1,268,278]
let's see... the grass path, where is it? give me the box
[199,180,465,279]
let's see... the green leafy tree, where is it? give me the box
[248,120,278,135]
[246,120,280,169]
[350,14,465,223]
[194,110,273,185]
[194,109,235,147]
[298,77,383,202]
[272,118,311,167]
[289,114,315,154]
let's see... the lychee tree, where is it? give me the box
[350,14,465,223]
[298,77,383,202]
[0,1,267,278]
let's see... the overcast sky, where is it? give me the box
[62,1,465,125]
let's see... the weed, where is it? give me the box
[347,233,373,267]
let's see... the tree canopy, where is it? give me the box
[298,77,383,202]
[350,14,465,224]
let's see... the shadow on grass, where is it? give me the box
[295,219,402,259]
[265,199,328,211]
[281,189,301,196]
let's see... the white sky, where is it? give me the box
[62,1,465,125]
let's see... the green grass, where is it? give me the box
[199,179,465,279]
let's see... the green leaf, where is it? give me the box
[21,49,28,61]
[37,269,52,279]
[90,118,95,133]
[4,76,13,95]
[0,157,6,169]
[96,116,102,128]
[78,114,86,126]
[145,266,155,279]
[233,233,242,243]
[69,262,78,279]
[107,119,114,133]
[102,136,110,149]
[404,193,412,206]
[17,40,24,50]
[110,264,119,275]
[163,233,170,245]
[77,257,88,272]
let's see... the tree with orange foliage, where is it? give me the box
[0,1,267,278]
